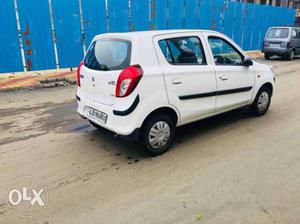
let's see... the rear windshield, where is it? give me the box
[267,28,289,39]
[84,39,131,71]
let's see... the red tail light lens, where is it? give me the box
[116,65,143,98]
[77,61,84,87]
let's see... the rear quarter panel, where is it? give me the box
[132,35,181,128]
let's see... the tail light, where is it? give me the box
[116,65,143,98]
[77,61,84,87]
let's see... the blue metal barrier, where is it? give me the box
[0,0,295,73]
[17,0,56,71]
[0,0,23,72]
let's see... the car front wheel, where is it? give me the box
[285,50,294,60]
[287,50,295,61]
[250,86,272,116]
[264,53,271,60]
[141,114,175,156]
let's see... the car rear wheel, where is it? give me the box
[285,50,294,61]
[141,114,175,156]
[249,86,272,116]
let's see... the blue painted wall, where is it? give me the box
[17,0,56,71]
[0,0,296,73]
[0,0,23,73]
[81,0,107,46]
[108,0,129,32]
[51,0,84,68]
[131,0,149,31]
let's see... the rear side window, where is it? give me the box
[159,37,207,65]
[84,39,131,71]
[267,28,289,39]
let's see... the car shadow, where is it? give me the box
[175,109,251,144]
[267,55,300,61]
[74,108,254,160]
[92,126,148,158]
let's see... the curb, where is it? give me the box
[0,71,76,92]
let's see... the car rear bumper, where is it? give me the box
[76,91,140,136]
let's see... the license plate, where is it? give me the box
[86,108,107,124]
[270,43,280,48]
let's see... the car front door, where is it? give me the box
[203,34,255,112]
[153,33,217,124]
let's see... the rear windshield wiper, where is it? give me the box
[99,64,110,71]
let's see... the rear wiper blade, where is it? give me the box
[100,64,110,71]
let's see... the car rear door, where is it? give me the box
[153,33,217,124]
[203,33,255,111]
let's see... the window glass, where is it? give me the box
[159,37,207,65]
[293,29,300,39]
[208,37,243,66]
[84,39,131,71]
[267,28,289,39]
[158,40,172,63]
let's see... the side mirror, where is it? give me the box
[243,57,253,67]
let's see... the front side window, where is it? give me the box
[267,28,289,39]
[292,29,300,39]
[159,37,207,65]
[84,39,131,71]
[208,37,243,66]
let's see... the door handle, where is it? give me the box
[172,79,183,85]
[219,76,228,81]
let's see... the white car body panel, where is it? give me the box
[77,30,275,136]
[153,32,217,123]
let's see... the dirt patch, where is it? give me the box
[31,100,80,133]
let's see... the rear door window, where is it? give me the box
[267,28,289,39]
[158,37,207,65]
[84,39,131,71]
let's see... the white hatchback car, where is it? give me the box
[77,30,275,155]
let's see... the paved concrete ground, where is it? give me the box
[0,57,299,224]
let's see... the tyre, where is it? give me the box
[264,53,271,60]
[141,114,176,156]
[286,50,295,61]
[249,86,272,116]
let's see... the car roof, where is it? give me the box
[94,29,220,39]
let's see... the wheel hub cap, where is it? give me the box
[148,121,171,149]
[258,91,269,112]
